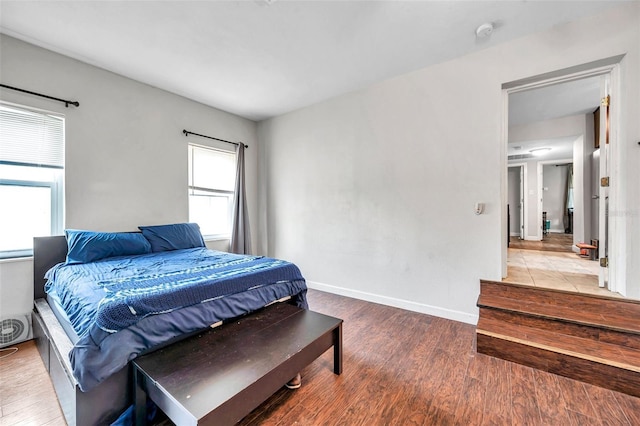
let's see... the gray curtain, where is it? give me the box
[563,164,574,233]
[230,143,252,254]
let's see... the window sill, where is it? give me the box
[0,254,33,264]
[203,235,231,242]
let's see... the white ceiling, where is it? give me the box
[509,76,602,127]
[507,74,601,162]
[508,136,577,162]
[0,1,626,122]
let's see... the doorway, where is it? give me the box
[507,164,525,241]
[500,58,622,296]
[540,159,574,242]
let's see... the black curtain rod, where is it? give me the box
[0,84,79,108]
[183,129,248,149]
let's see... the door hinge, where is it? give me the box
[601,177,610,187]
[601,95,610,107]
[600,257,609,268]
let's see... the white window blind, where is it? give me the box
[0,102,65,257]
[189,145,236,191]
[0,103,64,169]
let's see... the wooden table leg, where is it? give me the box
[333,324,342,375]
[134,368,148,426]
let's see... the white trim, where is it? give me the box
[500,90,509,279]
[537,162,543,240]
[503,56,623,92]
[598,76,609,289]
[0,100,64,120]
[306,280,478,325]
[0,256,33,264]
[606,64,624,296]
[203,235,230,242]
[537,158,573,166]
[522,163,528,240]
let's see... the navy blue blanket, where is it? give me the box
[45,248,307,391]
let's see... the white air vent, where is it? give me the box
[508,153,534,161]
[0,315,32,348]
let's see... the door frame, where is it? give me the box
[500,57,623,291]
[508,163,527,240]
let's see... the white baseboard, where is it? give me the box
[306,280,478,325]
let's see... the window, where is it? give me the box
[0,103,64,258]
[188,144,236,239]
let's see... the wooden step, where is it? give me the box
[479,305,640,351]
[476,332,640,398]
[479,280,640,334]
[476,280,640,397]
[478,316,640,372]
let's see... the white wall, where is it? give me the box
[0,34,259,318]
[258,2,640,320]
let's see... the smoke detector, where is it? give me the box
[476,23,494,38]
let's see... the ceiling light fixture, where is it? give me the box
[476,23,494,39]
[530,147,551,156]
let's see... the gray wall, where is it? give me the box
[543,164,569,233]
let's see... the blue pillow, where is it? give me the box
[65,230,152,264]
[138,223,205,252]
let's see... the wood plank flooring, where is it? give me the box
[509,233,574,252]
[2,289,640,425]
[0,344,65,425]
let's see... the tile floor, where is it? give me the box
[504,247,622,298]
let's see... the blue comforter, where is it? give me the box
[45,248,308,392]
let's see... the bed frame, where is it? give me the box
[33,235,131,425]
[32,235,312,425]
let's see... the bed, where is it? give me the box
[31,224,308,425]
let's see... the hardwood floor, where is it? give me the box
[0,344,65,425]
[2,289,640,425]
[509,233,574,252]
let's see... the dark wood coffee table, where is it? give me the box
[132,302,343,425]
